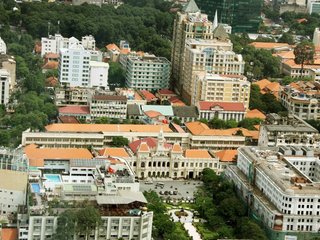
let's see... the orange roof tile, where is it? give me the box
[172,143,183,153]
[184,149,212,159]
[169,96,185,106]
[246,109,266,120]
[106,43,120,51]
[120,49,130,54]
[45,76,59,87]
[1,228,18,240]
[249,42,291,50]
[138,142,150,152]
[254,79,271,90]
[144,110,162,118]
[274,50,295,59]
[24,144,93,167]
[215,150,237,162]
[44,52,59,59]
[158,89,175,95]
[139,90,157,102]
[99,148,129,158]
[253,124,260,130]
[59,105,90,115]
[42,61,58,70]
[45,123,172,133]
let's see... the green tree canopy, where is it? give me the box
[111,136,129,147]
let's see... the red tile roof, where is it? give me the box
[106,43,120,52]
[199,101,245,112]
[144,110,162,118]
[58,116,80,124]
[158,89,175,95]
[1,228,18,240]
[246,109,266,120]
[42,61,59,70]
[139,90,157,102]
[169,96,185,106]
[129,137,172,153]
[215,150,238,162]
[99,148,130,158]
[59,105,90,115]
[44,52,59,59]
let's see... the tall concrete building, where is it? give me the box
[59,43,91,87]
[125,54,171,91]
[0,37,7,54]
[0,70,10,105]
[313,28,320,47]
[181,29,245,105]
[171,0,215,94]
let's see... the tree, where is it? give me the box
[108,62,126,90]
[111,136,129,147]
[278,32,295,45]
[294,41,315,77]
[172,117,182,125]
[53,210,77,240]
[238,118,262,130]
[236,217,268,240]
[76,206,101,240]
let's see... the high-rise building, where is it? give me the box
[171,0,215,94]
[59,43,91,87]
[313,28,320,47]
[89,61,109,89]
[0,37,6,54]
[195,0,263,33]
[124,54,171,91]
[181,29,245,105]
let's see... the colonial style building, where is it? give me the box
[226,146,320,240]
[258,113,320,148]
[280,81,320,120]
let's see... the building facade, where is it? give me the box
[124,54,171,91]
[59,43,91,87]
[258,113,320,148]
[90,95,127,120]
[89,61,109,89]
[171,0,215,94]
[0,69,10,105]
[226,146,320,240]
[181,37,245,105]
[194,73,250,109]
[0,37,6,54]
[280,81,320,120]
[0,55,16,91]
[198,101,246,121]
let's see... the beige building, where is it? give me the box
[21,122,249,151]
[194,73,250,109]
[90,95,127,120]
[0,55,16,91]
[171,0,215,94]
[280,81,320,120]
[181,36,245,105]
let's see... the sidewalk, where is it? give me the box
[168,209,202,240]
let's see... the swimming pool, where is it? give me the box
[31,183,40,193]
[44,174,61,183]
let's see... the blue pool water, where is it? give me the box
[31,183,40,193]
[44,174,61,183]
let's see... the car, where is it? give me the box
[159,191,164,195]
[173,191,178,195]
[164,191,169,195]
[145,180,153,185]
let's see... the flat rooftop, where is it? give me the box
[239,147,320,195]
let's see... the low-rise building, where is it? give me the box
[89,61,109,89]
[58,105,91,121]
[226,146,320,240]
[254,79,280,99]
[18,156,153,240]
[90,95,127,120]
[258,113,320,148]
[156,89,177,103]
[172,106,199,123]
[198,101,245,121]
[280,81,320,120]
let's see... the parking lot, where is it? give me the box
[140,180,202,201]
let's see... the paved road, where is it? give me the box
[140,180,202,200]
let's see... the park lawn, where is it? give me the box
[194,222,219,240]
